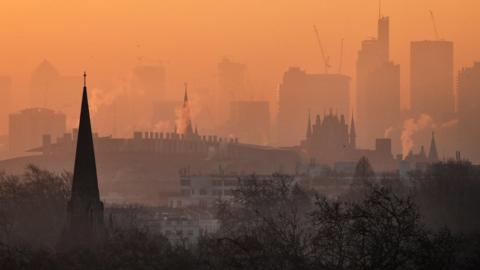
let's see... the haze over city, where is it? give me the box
[1,0,478,108]
[0,2,480,268]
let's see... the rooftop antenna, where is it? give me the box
[379,0,382,19]
[429,10,441,40]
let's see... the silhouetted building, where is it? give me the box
[302,111,354,163]
[301,111,396,172]
[457,62,480,162]
[59,73,105,250]
[29,60,82,120]
[227,101,270,145]
[403,133,440,171]
[278,67,350,145]
[9,108,66,154]
[0,76,12,135]
[356,16,401,149]
[410,40,454,121]
[174,169,302,208]
[428,132,439,162]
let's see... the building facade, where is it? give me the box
[356,16,401,149]
[278,67,351,146]
[29,60,82,121]
[410,40,454,121]
[300,111,397,172]
[9,108,66,154]
[457,62,480,162]
[227,100,271,145]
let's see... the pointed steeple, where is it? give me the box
[186,119,194,136]
[183,82,189,107]
[419,145,426,159]
[349,114,356,149]
[71,72,100,202]
[428,132,439,162]
[306,110,312,138]
[59,72,104,250]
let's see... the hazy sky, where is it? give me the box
[1,0,479,109]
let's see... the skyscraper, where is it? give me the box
[457,62,480,162]
[217,58,247,123]
[410,40,454,121]
[356,16,401,149]
[277,67,350,146]
[9,108,66,154]
[228,101,270,145]
[30,60,82,120]
[59,73,104,250]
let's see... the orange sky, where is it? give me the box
[1,0,479,110]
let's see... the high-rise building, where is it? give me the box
[218,58,247,101]
[217,58,247,123]
[356,16,401,149]
[410,40,454,121]
[9,108,66,154]
[277,67,350,146]
[59,73,104,250]
[228,101,270,145]
[0,76,12,135]
[29,60,82,121]
[457,62,480,162]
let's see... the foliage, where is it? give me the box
[412,160,480,232]
[0,165,70,249]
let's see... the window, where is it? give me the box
[180,179,191,186]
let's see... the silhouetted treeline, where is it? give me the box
[0,165,70,250]
[412,160,480,233]
[0,164,480,269]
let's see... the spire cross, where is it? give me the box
[83,72,87,87]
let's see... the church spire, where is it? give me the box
[349,114,356,149]
[306,110,312,138]
[183,82,189,106]
[59,72,105,250]
[428,131,439,162]
[72,71,100,202]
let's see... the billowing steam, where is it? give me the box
[400,114,459,158]
[401,114,434,157]
[89,87,117,114]
[384,126,394,138]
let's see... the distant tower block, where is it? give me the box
[278,67,350,146]
[356,15,400,150]
[410,40,454,121]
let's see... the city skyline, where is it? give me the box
[0,1,478,112]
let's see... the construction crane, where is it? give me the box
[338,38,344,74]
[429,10,441,40]
[313,24,331,74]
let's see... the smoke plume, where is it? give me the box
[401,114,434,157]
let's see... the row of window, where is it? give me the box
[181,188,235,196]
